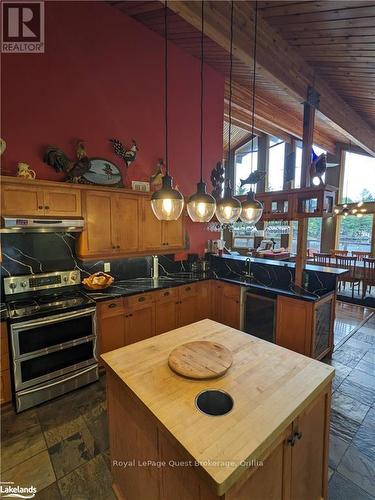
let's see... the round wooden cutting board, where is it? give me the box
[168,341,233,379]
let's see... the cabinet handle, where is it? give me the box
[117,245,120,249]
[129,313,133,317]
[185,286,191,291]
[138,296,146,302]
[112,246,116,249]
[38,205,43,209]
[295,431,302,441]
[45,205,50,210]
[164,291,170,296]
[108,303,117,309]
[287,435,296,447]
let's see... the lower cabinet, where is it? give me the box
[276,294,335,360]
[211,282,242,329]
[1,321,11,405]
[124,295,155,345]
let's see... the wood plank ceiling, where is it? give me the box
[110,1,375,155]
[259,1,375,130]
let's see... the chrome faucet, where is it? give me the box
[152,255,159,279]
[243,258,253,281]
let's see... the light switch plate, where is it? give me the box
[104,262,111,273]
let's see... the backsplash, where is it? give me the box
[0,233,184,282]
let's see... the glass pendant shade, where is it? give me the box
[151,174,184,221]
[215,183,242,224]
[240,190,263,224]
[187,181,216,222]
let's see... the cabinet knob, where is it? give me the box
[185,286,191,291]
[138,296,146,302]
[38,205,43,209]
[112,246,116,249]
[295,431,302,441]
[45,205,50,209]
[164,291,170,296]
[108,303,117,309]
[117,245,120,249]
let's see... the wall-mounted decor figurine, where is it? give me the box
[239,169,266,188]
[17,162,36,179]
[43,140,123,186]
[150,159,164,188]
[109,138,138,167]
[210,161,225,199]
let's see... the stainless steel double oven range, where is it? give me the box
[4,270,98,412]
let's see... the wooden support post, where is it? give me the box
[295,88,318,287]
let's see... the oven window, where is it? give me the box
[18,315,93,355]
[20,341,94,382]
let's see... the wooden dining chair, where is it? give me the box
[331,249,348,257]
[313,252,331,265]
[352,251,372,261]
[362,258,375,298]
[335,255,360,297]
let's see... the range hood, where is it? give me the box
[1,217,85,233]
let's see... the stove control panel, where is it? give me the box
[4,270,81,295]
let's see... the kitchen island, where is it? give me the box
[102,319,335,500]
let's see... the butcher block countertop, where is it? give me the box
[101,319,335,495]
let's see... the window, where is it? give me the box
[234,136,258,196]
[295,144,326,188]
[232,223,255,250]
[290,218,322,254]
[341,151,375,204]
[267,136,285,192]
[337,215,373,253]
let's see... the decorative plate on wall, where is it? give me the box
[82,158,123,186]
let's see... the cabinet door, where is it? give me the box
[44,187,81,216]
[276,296,313,356]
[195,282,211,321]
[125,304,155,345]
[141,200,163,251]
[115,194,140,253]
[162,218,184,249]
[177,296,196,328]
[155,299,178,335]
[97,300,126,355]
[290,390,330,500]
[211,282,223,322]
[2,184,44,216]
[221,296,241,329]
[80,191,116,256]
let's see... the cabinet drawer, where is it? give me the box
[98,299,125,318]
[222,283,241,299]
[179,283,198,298]
[155,287,179,303]
[125,293,155,310]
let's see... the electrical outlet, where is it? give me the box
[104,262,111,273]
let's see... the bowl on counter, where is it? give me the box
[82,272,114,290]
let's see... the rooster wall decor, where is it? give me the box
[43,140,123,186]
[109,138,139,167]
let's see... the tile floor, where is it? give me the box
[1,302,374,499]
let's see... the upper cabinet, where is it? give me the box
[1,179,81,217]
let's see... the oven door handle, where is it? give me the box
[11,307,96,331]
[17,365,98,395]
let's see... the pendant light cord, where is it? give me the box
[164,1,169,175]
[250,1,258,173]
[228,1,234,170]
[200,0,204,183]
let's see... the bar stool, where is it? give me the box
[352,251,372,261]
[331,249,348,257]
[313,252,331,265]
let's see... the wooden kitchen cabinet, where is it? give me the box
[0,322,11,405]
[177,284,198,327]
[124,303,155,345]
[211,282,242,330]
[97,299,126,355]
[115,193,140,254]
[195,281,212,321]
[155,288,179,335]
[1,179,81,217]
[276,293,334,360]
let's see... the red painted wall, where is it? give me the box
[1,1,224,255]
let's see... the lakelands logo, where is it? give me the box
[1,1,45,53]
[0,482,37,498]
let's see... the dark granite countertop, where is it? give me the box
[218,254,349,276]
[84,273,331,303]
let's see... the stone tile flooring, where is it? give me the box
[1,302,374,499]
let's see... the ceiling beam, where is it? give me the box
[167,0,375,156]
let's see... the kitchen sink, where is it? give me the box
[195,389,234,416]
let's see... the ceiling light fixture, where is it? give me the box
[215,1,242,225]
[151,1,184,221]
[240,0,263,225]
[187,1,216,223]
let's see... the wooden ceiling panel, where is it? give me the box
[259,0,375,129]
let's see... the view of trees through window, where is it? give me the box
[338,152,375,253]
[267,136,285,191]
[234,136,258,196]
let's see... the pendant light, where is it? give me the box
[240,0,263,224]
[215,1,242,225]
[151,1,184,221]
[187,1,216,222]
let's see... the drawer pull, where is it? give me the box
[45,205,50,209]
[38,205,43,209]
[138,296,146,302]
[185,286,191,291]
[108,303,117,309]
[164,291,170,296]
